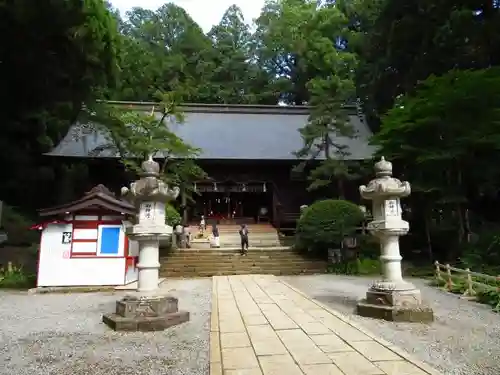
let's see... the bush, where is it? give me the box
[165,204,181,226]
[431,274,500,311]
[296,199,364,253]
[0,262,36,289]
[328,258,381,276]
[2,205,38,246]
[476,288,500,311]
[357,234,379,259]
[459,229,500,275]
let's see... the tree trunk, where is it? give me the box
[456,203,466,245]
[337,179,345,199]
[423,211,433,261]
[181,187,187,224]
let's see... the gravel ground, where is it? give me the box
[0,278,211,375]
[282,274,500,375]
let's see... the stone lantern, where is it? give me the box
[103,155,190,331]
[356,157,433,322]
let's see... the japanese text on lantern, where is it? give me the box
[144,203,152,219]
[385,199,399,217]
[140,202,156,222]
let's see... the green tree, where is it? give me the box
[355,0,500,127]
[83,93,206,205]
[0,0,120,209]
[372,67,500,257]
[256,0,360,195]
[118,4,215,102]
[207,5,278,104]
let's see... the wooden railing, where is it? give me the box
[434,261,500,309]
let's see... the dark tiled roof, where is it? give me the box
[39,184,135,217]
[46,102,376,160]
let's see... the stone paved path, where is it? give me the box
[210,275,443,375]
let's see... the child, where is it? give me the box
[239,224,249,255]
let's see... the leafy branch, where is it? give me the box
[79,92,207,201]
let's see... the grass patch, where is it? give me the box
[327,258,381,276]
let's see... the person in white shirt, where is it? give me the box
[174,223,183,247]
[183,224,191,248]
[199,215,206,235]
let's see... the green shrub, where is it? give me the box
[357,235,379,259]
[0,262,36,289]
[356,258,381,275]
[327,258,381,276]
[476,288,500,311]
[165,204,181,226]
[296,199,364,253]
[2,205,38,246]
[459,229,500,275]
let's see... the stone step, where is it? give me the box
[160,268,326,277]
[163,256,323,262]
[161,250,315,258]
[189,242,281,250]
[159,246,327,277]
[161,260,326,269]
[162,256,324,263]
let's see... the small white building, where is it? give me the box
[34,185,139,287]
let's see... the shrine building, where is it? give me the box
[47,102,376,229]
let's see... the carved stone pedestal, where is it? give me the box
[357,288,434,323]
[102,295,190,332]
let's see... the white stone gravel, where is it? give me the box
[0,278,211,375]
[282,274,500,375]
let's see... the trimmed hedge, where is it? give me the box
[296,199,364,252]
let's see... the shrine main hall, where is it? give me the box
[47,102,375,229]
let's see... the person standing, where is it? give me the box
[239,224,249,255]
[199,215,206,236]
[183,224,192,248]
[211,222,220,248]
[174,223,183,248]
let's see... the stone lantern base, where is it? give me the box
[356,288,434,323]
[102,295,190,332]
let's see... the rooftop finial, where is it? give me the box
[141,154,160,177]
[374,156,392,177]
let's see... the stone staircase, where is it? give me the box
[159,248,328,277]
[190,223,281,249]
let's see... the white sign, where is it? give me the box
[140,202,156,223]
[385,199,400,217]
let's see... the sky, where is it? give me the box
[111,0,266,32]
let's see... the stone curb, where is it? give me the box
[210,278,222,375]
[28,286,118,294]
[281,280,444,375]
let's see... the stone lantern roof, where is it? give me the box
[359,157,411,199]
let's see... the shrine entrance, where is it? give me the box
[190,181,273,223]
